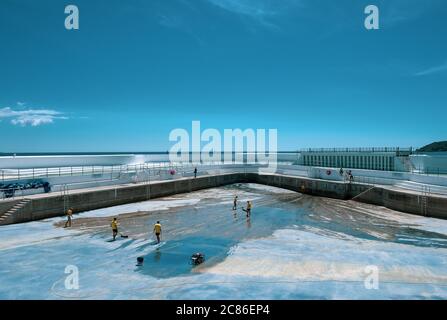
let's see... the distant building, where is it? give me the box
[297,148,413,172]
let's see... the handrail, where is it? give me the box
[2,160,447,182]
[0,162,264,182]
[2,160,447,184]
[299,147,413,153]
[2,161,447,201]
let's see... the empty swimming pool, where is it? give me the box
[1,183,447,299]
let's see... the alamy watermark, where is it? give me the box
[65,5,79,30]
[168,121,278,173]
[364,265,379,290]
[64,264,79,290]
[64,4,379,31]
[364,5,380,30]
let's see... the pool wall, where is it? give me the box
[0,173,446,225]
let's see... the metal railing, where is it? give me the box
[2,161,447,201]
[293,158,447,176]
[299,147,413,154]
[0,163,167,182]
[0,162,264,200]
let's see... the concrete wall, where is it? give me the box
[353,187,447,219]
[0,173,249,225]
[253,173,369,200]
[1,172,446,226]
[253,174,447,219]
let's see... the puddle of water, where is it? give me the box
[139,237,232,278]
[135,203,303,278]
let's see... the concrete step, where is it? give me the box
[6,206,24,212]
[0,199,31,223]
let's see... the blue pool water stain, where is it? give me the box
[136,205,303,278]
[138,236,233,278]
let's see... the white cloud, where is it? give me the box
[207,0,276,17]
[205,0,303,30]
[207,0,306,16]
[0,107,67,127]
[414,61,447,76]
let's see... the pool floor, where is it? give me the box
[1,183,447,299]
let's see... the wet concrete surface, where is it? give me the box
[1,183,447,299]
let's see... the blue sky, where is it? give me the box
[0,0,446,152]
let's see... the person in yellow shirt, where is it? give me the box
[242,201,252,217]
[64,208,73,228]
[111,218,119,241]
[153,221,162,244]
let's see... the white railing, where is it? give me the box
[2,161,447,201]
[0,162,265,200]
[0,163,173,182]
